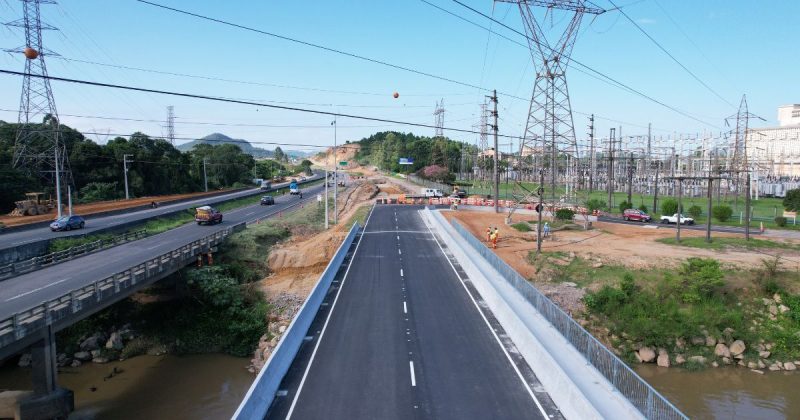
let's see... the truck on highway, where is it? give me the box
[289,180,300,195]
[195,205,223,225]
[260,180,272,191]
[421,187,444,198]
[660,213,694,225]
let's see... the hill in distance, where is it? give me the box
[177,133,314,159]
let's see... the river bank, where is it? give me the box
[0,353,252,419]
[636,364,800,419]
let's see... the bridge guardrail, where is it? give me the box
[0,230,148,282]
[449,218,687,420]
[233,220,362,420]
[0,223,245,354]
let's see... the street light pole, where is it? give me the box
[333,116,338,224]
[123,154,133,200]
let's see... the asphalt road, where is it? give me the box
[267,205,559,420]
[597,215,763,235]
[0,174,322,250]
[0,182,327,321]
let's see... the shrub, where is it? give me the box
[619,201,632,214]
[585,199,606,213]
[555,208,575,221]
[775,216,788,227]
[677,258,725,303]
[783,188,800,212]
[661,199,679,216]
[712,205,733,222]
[79,182,119,203]
[638,204,648,213]
[511,222,531,232]
[688,205,702,218]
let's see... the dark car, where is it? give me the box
[50,215,85,231]
[260,195,275,205]
[623,208,651,222]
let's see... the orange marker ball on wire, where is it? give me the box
[23,47,39,60]
[393,92,399,99]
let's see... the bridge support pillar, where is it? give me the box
[16,325,74,420]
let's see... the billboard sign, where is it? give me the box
[399,157,414,165]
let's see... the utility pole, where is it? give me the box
[203,158,208,192]
[536,169,544,255]
[123,154,133,200]
[654,162,660,213]
[588,114,595,193]
[676,178,683,243]
[706,177,714,243]
[745,172,751,240]
[488,90,499,213]
[627,154,634,207]
[607,128,615,210]
[333,116,338,224]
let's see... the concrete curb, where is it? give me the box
[421,208,644,420]
[233,219,362,420]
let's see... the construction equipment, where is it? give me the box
[10,192,56,216]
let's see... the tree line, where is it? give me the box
[0,119,283,213]
[355,131,479,175]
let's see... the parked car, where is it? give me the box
[50,215,85,231]
[623,208,651,222]
[260,195,275,205]
[660,213,694,225]
[195,206,223,225]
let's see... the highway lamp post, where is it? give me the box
[332,117,338,224]
[123,154,133,200]
[745,172,751,241]
[203,158,209,192]
[54,140,63,219]
[536,169,544,256]
[676,177,683,243]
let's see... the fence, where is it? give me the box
[449,218,687,420]
[407,174,451,193]
[234,220,362,420]
[0,230,148,281]
[0,223,244,356]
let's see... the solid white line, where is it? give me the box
[403,301,407,314]
[409,361,417,387]
[285,205,375,420]
[5,278,71,302]
[419,210,549,418]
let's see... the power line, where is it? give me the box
[448,0,722,129]
[606,0,736,109]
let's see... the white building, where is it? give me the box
[746,104,800,177]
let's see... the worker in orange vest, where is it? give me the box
[486,227,492,243]
[491,228,499,249]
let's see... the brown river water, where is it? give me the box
[636,365,800,419]
[0,354,253,419]
[2,354,799,419]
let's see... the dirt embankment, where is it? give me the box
[0,189,240,227]
[309,143,360,168]
[444,210,800,314]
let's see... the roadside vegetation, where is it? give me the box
[575,255,800,370]
[657,237,800,252]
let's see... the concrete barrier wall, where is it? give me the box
[233,221,361,420]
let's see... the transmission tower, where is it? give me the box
[499,0,604,214]
[166,105,176,146]
[725,94,764,200]
[434,99,445,138]
[4,0,71,214]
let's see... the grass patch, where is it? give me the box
[345,205,371,229]
[511,222,531,232]
[656,236,800,251]
[49,233,116,253]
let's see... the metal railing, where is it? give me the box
[0,223,244,353]
[0,230,149,281]
[449,218,687,420]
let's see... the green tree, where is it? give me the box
[688,205,702,218]
[712,205,733,222]
[661,199,679,215]
[619,200,632,213]
[585,199,606,213]
[784,188,800,212]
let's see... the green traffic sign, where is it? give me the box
[339,161,347,166]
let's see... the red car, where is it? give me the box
[623,208,651,222]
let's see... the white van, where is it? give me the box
[420,188,444,198]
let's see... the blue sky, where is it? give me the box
[0,0,797,154]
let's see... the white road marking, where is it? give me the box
[245,211,255,216]
[6,278,71,302]
[409,361,417,387]
[397,235,400,240]
[400,269,404,277]
[398,249,402,255]
[403,301,407,314]
[420,210,549,418]
[145,244,161,250]
[285,205,376,420]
